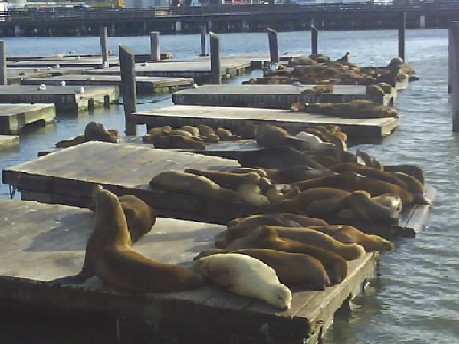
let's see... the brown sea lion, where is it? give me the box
[86,185,203,293]
[293,171,429,207]
[84,122,118,143]
[238,146,317,169]
[225,226,348,284]
[184,169,261,190]
[152,134,205,150]
[391,171,424,195]
[236,184,270,206]
[264,165,333,184]
[265,226,365,261]
[55,135,87,148]
[118,194,157,243]
[193,248,331,290]
[383,164,425,185]
[310,225,394,252]
[344,190,402,223]
[255,125,309,151]
[149,171,220,194]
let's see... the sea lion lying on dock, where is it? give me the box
[194,248,331,290]
[255,125,310,151]
[224,226,347,284]
[118,194,157,243]
[149,171,220,194]
[55,122,118,148]
[82,185,203,293]
[184,169,261,190]
[343,191,403,222]
[310,225,394,252]
[194,253,292,309]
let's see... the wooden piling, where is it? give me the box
[209,32,221,85]
[267,27,279,65]
[450,22,459,132]
[311,26,318,55]
[150,31,160,62]
[119,45,137,135]
[0,41,6,85]
[100,26,109,69]
[200,25,207,57]
[449,21,456,94]
[398,12,406,62]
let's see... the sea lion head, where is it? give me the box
[269,284,292,310]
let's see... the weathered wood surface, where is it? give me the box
[0,103,56,134]
[20,74,194,95]
[0,85,118,114]
[0,134,19,148]
[7,56,119,69]
[172,84,394,109]
[133,105,399,140]
[0,197,378,343]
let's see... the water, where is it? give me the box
[0,29,458,343]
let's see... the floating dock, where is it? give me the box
[0,197,377,344]
[2,141,432,235]
[0,103,56,134]
[0,85,118,114]
[172,84,394,109]
[20,74,194,95]
[7,56,119,69]
[132,105,399,140]
[0,134,19,149]
[85,56,260,82]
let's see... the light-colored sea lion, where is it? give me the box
[215,127,239,141]
[86,185,203,293]
[180,125,200,137]
[236,184,270,206]
[118,194,157,242]
[194,253,292,309]
[152,134,205,150]
[225,226,347,284]
[229,167,268,178]
[149,171,220,194]
[184,169,261,190]
[264,165,333,184]
[194,248,330,290]
[265,226,365,261]
[310,225,394,252]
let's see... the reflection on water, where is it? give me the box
[0,29,458,344]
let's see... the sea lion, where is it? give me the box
[149,171,220,194]
[293,171,429,207]
[383,164,424,185]
[238,146,317,169]
[264,165,333,184]
[184,169,261,190]
[55,135,87,148]
[83,122,118,143]
[220,213,328,247]
[86,185,203,293]
[255,125,309,151]
[345,191,402,222]
[310,225,394,252]
[225,226,347,284]
[194,248,330,290]
[391,171,424,195]
[118,194,157,243]
[236,184,270,206]
[265,226,366,261]
[152,134,205,150]
[194,253,292,309]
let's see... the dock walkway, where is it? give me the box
[172,84,395,109]
[0,197,376,344]
[133,104,399,140]
[0,103,55,134]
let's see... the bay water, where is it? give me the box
[0,29,457,344]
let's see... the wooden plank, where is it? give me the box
[172,84,392,108]
[0,103,55,134]
[0,134,19,148]
[133,105,398,140]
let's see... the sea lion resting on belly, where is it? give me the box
[193,248,330,290]
[194,253,292,309]
[81,185,203,293]
[309,225,394,252]
[225,226,348,284]
[184,169,261,190]
[264,225,365,261]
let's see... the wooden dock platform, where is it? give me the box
[0,197,378,343]
[20,74,194,95]
[0,103,56,134]
[7,56,120,69]
[0,85,118,114]
[133,105,399,140]
[172,84,394,109]
[85,56,260,82]
[2,142,431,235]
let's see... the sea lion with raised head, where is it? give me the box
[194,253,292,309]
[83,185,203,293]
[118,194,157,242]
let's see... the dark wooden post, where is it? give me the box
[311,26,318,55]
[209,32,221,84]
[267,27,279,65]
[119,45,137,136]
[150,31,160,62]
[0,41,6,85]
[200,25,207,56]
[100,26,109,69]
[450,22,459,132]
[449,21,455,94]
[398,12,406,62]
